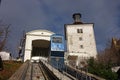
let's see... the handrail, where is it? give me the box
[66,65,106,80]
[41,60,74,80]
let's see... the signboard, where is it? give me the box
[52,37,62,43]
[51,34,64,51]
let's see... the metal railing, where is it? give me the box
[41,60,74,80]
[41,59,105,80]
[65,65,106,80]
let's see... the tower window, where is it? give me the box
[80,45,84,49]
[77,29,83,33]
[79,37,83,41]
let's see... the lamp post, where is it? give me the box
[56,57,59,69]
[18,46,22,58]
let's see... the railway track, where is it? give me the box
[9,61,59,80]
[25,62,60,80]
[9,60,105,80]
[25,62,46,80]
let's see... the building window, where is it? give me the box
[79,37,83,41]
[80,45,83,49]
[77,29,83,33]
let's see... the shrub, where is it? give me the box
[87,58,118,80]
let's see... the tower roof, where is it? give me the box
[73,13,83,24]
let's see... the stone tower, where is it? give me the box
[64,13,97,67]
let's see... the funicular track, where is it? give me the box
[9,60,59,80]
[25,62,46,80]
[39,61,59,80]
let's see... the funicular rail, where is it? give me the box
[9,60,60,80]
[39,60,59,80]
[28,62,46,80]
[9,60,105,80]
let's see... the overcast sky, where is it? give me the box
[0,0,120,57]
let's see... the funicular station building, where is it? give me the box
[24,30,55,62]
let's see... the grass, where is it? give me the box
[0,61,23,80]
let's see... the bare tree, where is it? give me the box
[0,25,10,51]
[97,38,120,67]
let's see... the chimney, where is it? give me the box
[73,13,82,24]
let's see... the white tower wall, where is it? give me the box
[65,14,97,66]
[65,24,97,58]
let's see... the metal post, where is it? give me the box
[80,68,83,80]
[51,60,53,72]
[76,71,78,80]
[86,68,88,80]
[57,61,59,76]
[65,65,67,73]
[75,66,78,80]
[89,76,91,80]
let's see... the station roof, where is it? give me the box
[26,29,55,36]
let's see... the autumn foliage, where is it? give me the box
[0,61,22,80]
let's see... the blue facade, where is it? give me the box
[50,34,65,70]
[50,57,65,71]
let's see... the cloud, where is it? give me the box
[0,0,120,56]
